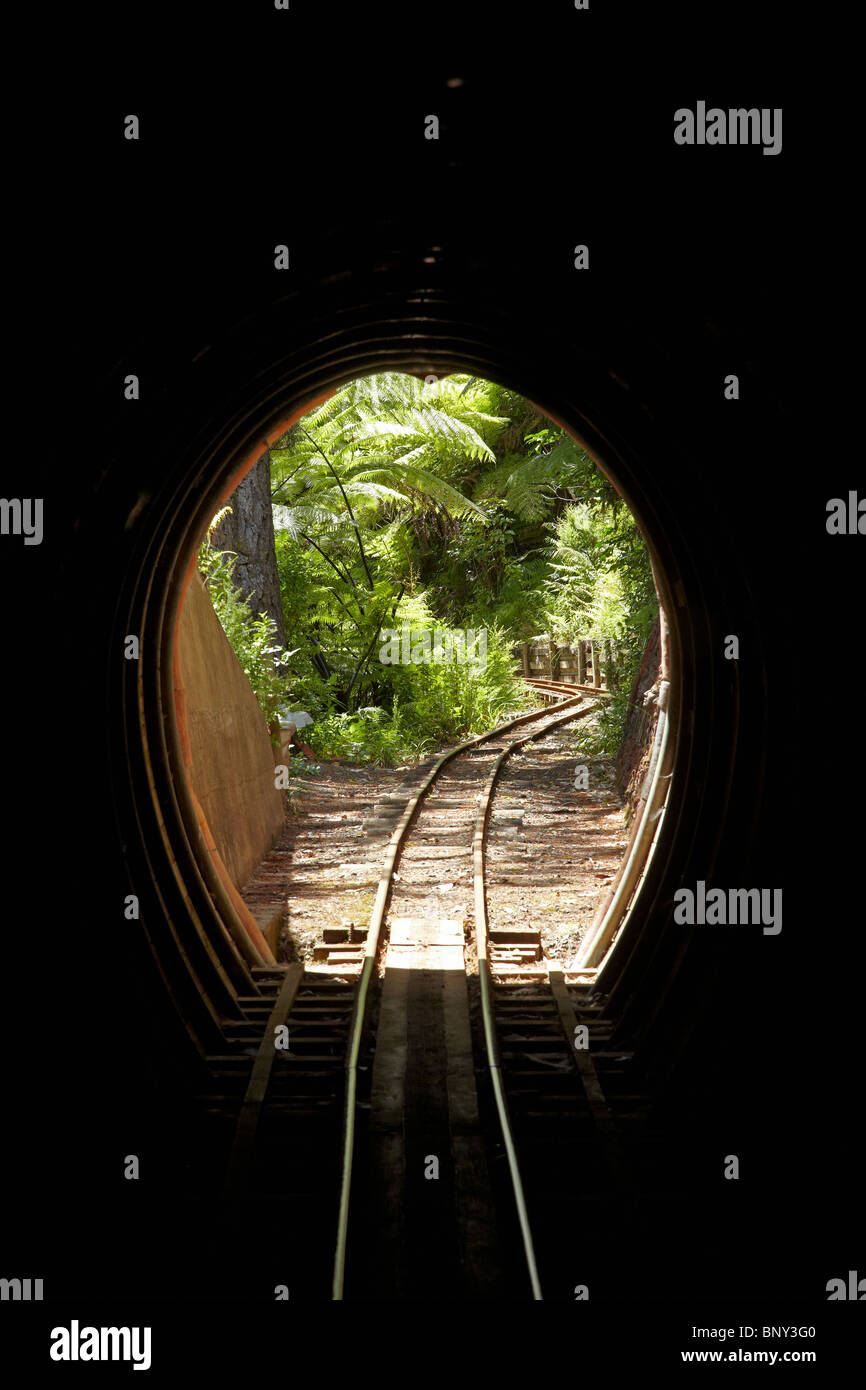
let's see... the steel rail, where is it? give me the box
[524,676,612,698]
[472,699,602,1300]
[331,691,587,1299]
[576,679,672,968]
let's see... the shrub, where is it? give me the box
[306,622,530,765]
[197,516,298,740]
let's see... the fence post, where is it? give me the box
[590,639,601,688]
[576,639,586,685]
[606,638,619,691]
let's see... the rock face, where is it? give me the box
[616,615,662,818]
[212,451,288,650]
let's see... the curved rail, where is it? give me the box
[332,690,600,1300]
[472,699,604,1299]
[524,675,612,699]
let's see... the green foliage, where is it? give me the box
[261,376,658,766]
[473,429,618,524]
[305,704,426,767]
[389,618,524,739]
[434,499,549,639]
[540,497,657,758]
[270,373,505,532]
[545,505,621,637]
[267,373,517,717]
[305,620,526,766]
[545,503,656,640]
[197,518,298,741]
[282,754,321,817]
[569,687,633,762]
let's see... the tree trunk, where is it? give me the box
[212,452,288,651]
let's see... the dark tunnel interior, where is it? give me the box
[2,16,862,1369]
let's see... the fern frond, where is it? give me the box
[351,462,487,519]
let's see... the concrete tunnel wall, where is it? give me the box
[175,568,285,891]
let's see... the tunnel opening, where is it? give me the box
[18,33,853,1323]
[101,274,781,1303]
[121,352,701,1302]
[166,369,675,1000]
[119,312,724,1072]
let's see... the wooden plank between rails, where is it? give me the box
[224,963,304,1195]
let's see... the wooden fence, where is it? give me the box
[514,637,622,691]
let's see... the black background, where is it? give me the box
[2,0,861,1376]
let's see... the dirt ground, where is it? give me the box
[239,707,630,974]
[483,725,629,968]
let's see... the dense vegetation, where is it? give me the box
[198,372,657,765]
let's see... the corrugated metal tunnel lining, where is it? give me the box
[28,238,844,1311]
[112,278,747,1091]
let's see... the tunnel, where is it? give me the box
[3,34,862,1371]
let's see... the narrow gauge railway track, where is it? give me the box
[197,687,648,1301]
[525,675,613,701]
[334,690,600,1300]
